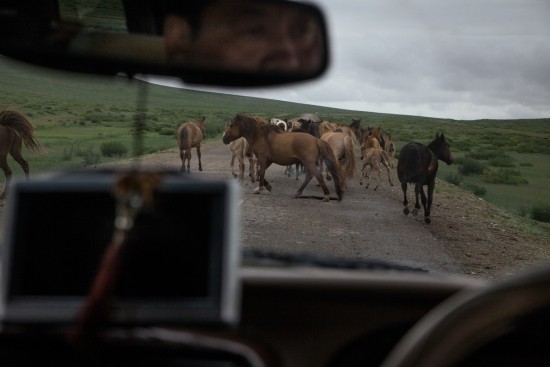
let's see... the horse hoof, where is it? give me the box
[323,196,330,202]
[253,187,262,194]
[403,208,410,215]
[425,217,431,224]
[265,184,272,192]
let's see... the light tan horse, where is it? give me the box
[319,122,356,188]
[320,120,357,144]
[222,114,343,202]
[359,135,393,190]
[229,136,257,182]
[0,109,41,197]
[176,116,206,173]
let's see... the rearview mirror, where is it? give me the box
[0,0,329,86]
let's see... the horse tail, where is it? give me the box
[400,144,420,183]
[317,139,344,201]
[0,109,41,152]
[341,135,357,185]
[178,125,190,150]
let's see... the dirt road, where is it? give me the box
[2,139,549,279]
[101,139,550,279]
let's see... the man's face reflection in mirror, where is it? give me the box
[164,0,324,74]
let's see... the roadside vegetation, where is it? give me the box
[1,58,549,225]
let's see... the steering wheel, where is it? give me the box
[380,265,550,367]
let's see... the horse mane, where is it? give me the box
[261,124,283,139]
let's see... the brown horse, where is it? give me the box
[0,109,41,197]
[222,114,343,202]
[397,133,453,224]
[359,135,393,190]
[229,136,257,182]
[176,116,206,173]
[319,123,356,188]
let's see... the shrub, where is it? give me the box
[100,141,128,158]
[458,158,485,176]
[444,172,462,186]
[531,204,550,223]
[482,168,528,185]
[488,155,515,167]
[466,150,499,160]
[159,127,176,136]
[464,183,487,197]
[81,149,100,166]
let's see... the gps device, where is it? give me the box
[0,171,241,327]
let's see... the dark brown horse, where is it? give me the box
[0,109,41,197]
[397,133,453,224]
[349,118,365,141]
[176,116,206,173]
[222,114,343,202]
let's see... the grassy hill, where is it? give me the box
[1,57,550,224]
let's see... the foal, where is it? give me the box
[359,135,393,190]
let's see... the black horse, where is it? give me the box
[397,133,453,224]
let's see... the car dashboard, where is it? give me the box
[0,264,485,367]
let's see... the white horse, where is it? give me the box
[269,118,288,131]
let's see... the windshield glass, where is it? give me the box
[0,0,549,281]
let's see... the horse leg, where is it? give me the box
[253,162,272,194]
[381,160,393,187]
[401,181,410,215]
[424,181,435,224]
[366,163,376,190]
[324,159,332,181]
[373,166,382,191]
[230,151,238,178]
[297,163,331,202]
[0,157,12,198]
[179,149,186,173]
[295,170,313,198]
[10,147,30,179]
[359,159,368,186]
[248,156,256,182]
[196,145,203,171]
[239,156,245,180]
[181,149,192,173]
[284,165,290,177]
[313,167,332,202]
[412,183,421,216]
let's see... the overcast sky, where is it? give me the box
[157,0,550,120]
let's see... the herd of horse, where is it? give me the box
[0,108,453,223]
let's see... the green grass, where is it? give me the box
[2,57,550,221]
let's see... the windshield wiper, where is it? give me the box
[242,249,428,273]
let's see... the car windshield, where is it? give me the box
[0,0,549,281]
